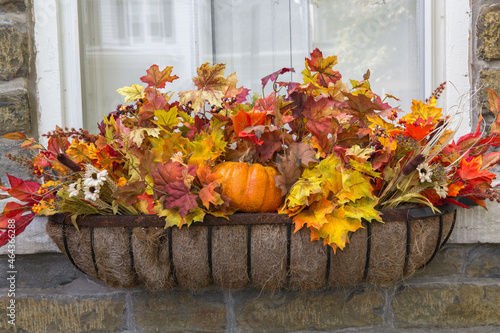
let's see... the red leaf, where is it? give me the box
[443,198,470,209]
[163,181,199,217]
[137,193,156,214]
[140,64,179,89]
[153,161,185,188]
[261,67,295,89]
[0,213,35,247]
[7,178,42,203]
[7,174,23,188]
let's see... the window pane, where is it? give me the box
[310,0,421,111]
[78,0,212,132]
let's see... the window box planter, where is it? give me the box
[47,204,456,290]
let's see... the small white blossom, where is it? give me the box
[434,184,448,198]
[68,179,81,198]
[83,184,101,201]
[83,164,108,187]
[417,163,433,183]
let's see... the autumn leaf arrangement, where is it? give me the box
[2,48,500,252]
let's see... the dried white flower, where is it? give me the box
[434,184,448,198]
[417,163,433,183]
[83,164,108,187]
[68,179,81,198]
[83,184,101,201]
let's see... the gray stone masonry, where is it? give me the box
[0,244,499,332]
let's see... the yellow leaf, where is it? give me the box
[154,107,181,129]
[116,84,145,103]
[184,207,206,227]
[127,128,161,146]
[347,145,375,160]
[343,198,382,222]
[403,98,443,124]
[338,171,373,204]
[317,207,364,251]
[286,179,323,208]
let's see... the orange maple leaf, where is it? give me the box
[458,155,496,184]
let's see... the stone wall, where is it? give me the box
[473,0,500,125]
[0,0,36,184]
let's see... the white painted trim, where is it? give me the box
[444,0,472,137]
[58,1,84,130]
[34,0,64,143]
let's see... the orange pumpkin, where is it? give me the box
[212,162,282,213]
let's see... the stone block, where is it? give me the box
[450,204,500,244]
[466,244,500,278]
[0,23,29,80]
[394,285,500,328]
[478,69,500,127]
[0,253,78,288]
[133,290,227,332]
[234,288,384,332]
[477,5,500,60]
[410,246,463,278]
[0,90,31,134]
[0,295,126,332]
[0,138,35,190]
[0,0,26,13]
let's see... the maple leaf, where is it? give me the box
[343,198,381,222]
[154,107,181,130]
[402,98,443,124]
[317,207,364,251]
[127,128,161,147]
[343,92,381,114]
[115,180,147,206]
[255,129,285,163]
[187,129,227,166]
[223,72,250,104]
[179,63,228,113]
[458,155,496,184]
[337,171,374,204]
[274,152,302,196]
[232,108,266,134]
[193,63,228,91]
[304,48,341,86]
[136,193,156,214]
[287,142,319,167]
[140,64,179,89]
[302,96,335,121]
[163,181,199,217]
[286,178,323,208]
[151,161,185,197]
[261,67,295,89]
[116,84,145,103]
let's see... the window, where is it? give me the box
[35,0,471,135]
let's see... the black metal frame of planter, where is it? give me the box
[47,204,457,290]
